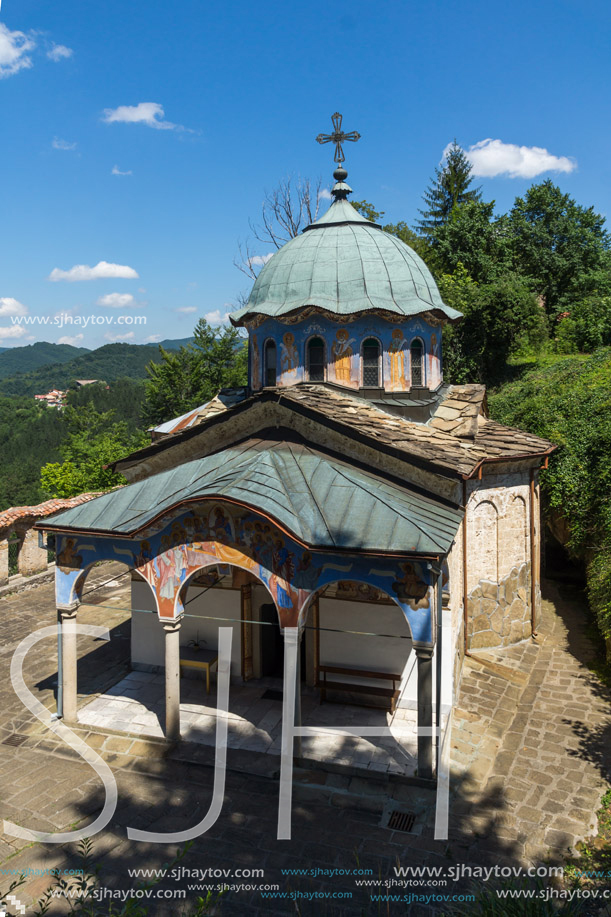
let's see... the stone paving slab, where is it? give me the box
[1,567,610,916]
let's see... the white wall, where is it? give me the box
[131,580,243,680]
[318,598,417,707]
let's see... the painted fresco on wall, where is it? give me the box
[388,329,409,391]
[250,314,442,392]
[54,502,435,643]
[331,328,357,386]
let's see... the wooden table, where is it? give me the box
[179,647,219,695]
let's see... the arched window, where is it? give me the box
[307,337,325,381]
[264,339,277,386]
[362,338,381,386]
[410,339,424,387]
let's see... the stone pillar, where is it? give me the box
[164,620,182,741]
[59,606,79,724]
[18,527,49,576]
[0,536,8,586]
[416,646,434,780]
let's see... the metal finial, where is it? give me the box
[316,112,361,164]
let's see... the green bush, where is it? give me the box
[490,348,611,637]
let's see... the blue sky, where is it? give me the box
[1,0,609,349]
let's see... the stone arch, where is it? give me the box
[470,499,499,586]
[500,494,528,577]
[177,559,284,629]
[297,571,424,643]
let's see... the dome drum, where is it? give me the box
[249,313,442,394]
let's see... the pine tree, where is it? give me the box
[417,141,482,237]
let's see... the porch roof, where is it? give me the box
[39,435,462,555]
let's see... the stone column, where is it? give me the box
[19,527,49,576]
[164,620,182,741]
[0,536,8,586]
[416,646,434,780]
[59,606,79,724]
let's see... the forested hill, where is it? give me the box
[0,341,90,380]
[0,338,193,396]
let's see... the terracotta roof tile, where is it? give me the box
[0,492,103,532]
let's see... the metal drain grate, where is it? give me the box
[261,689,283,701]
[387,810,416,833]
[2,734,28,747]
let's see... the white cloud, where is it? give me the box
[318,188,332,201]
[175,306,197,314]
[47,43,73,62]
[247,253,274,268]
[0,297,28,317]
[111,165,132,176]
[52,137,77,151]
[97,292,145,309]
[48,261,139,282]
[58,333,84,346]
[104,331,135,342]
[458,139,577,179]
[0,23,35,79]
[102,102,188,132]
[203,309,231,325]
[143,334,162,344]
[0,325,28,341]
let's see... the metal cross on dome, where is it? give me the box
[316,112,361,163]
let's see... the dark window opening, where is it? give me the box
[47,533,56,564]
[362,338,380,387]
[410,339,424,387]
[8,533,19,577]
[307,337,325,382]
[264,340,277,386]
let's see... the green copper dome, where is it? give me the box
[230,185,461,326]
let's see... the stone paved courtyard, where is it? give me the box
[78,671,419,776]
[0,563,610,915]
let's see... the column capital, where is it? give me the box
[414,644,434,659]
[162,618,182,633]
[57,604,79,618]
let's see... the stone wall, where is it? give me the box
[467,562,532,649]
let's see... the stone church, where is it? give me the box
[40,118,554,782]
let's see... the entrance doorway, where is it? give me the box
[259,604,305,680]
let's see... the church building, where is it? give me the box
[39,116,554,783]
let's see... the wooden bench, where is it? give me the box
[179,647,218,695]
[317,665,402,713]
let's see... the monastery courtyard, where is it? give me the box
[1,562,610,915]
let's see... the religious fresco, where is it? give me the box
[250,314,441,392]
[331,328,357,385]
[53,501,436,644]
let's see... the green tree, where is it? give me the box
[143,318,248,426]
[350,200,385,222]
[40,404,147,498]
[439,266,546,385]
[417,141,482,237]
[490,348,611,639]
[430,200,512,284]
[508,180,610,316]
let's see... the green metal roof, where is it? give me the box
[42,436,462,555]
[230,197,461,325]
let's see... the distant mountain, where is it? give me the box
[0,337,195,395]
[0,343,168,396]
[143,337,194,350]
[0,341,90,380]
